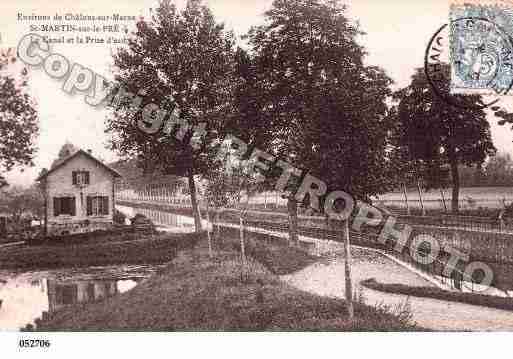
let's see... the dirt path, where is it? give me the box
[282,247,513,331]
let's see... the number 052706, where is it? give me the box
[18,339,51,348]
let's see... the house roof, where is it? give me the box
[36,149,122,181]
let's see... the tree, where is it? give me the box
[484,153,513,187]
[244,0,398,319]
[394,66,496,212]
[0,185,43,231]
[245,0,397,225]
[50,142,78,168]
[203,148,261,273]
[0,49,39,186]
[105,0,236,232]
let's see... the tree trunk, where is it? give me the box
[43,189,48,236]
[206,200,213,258]
[188,173,202,232]
[416,179,425,216]
[450,158,460,213]
[287,196,299,246]
[342,219,354,320]
[402,183,410,215]
[216,209,221,241]
[239,214,246,280]
[440,188,448,213]
[239,215,246,261]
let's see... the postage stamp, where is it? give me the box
[450,3,513,95]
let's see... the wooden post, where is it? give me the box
[402,183,410,215]
[43,182,48,237]
[440,188,448,213]
[239,214,246,280]
[239,216,246,261]
[287,197,299,246]
[216,209,221,241]
[264,192,267,210]
[417,179,426,216]
[206,200,213,258]
[343,219,354,320]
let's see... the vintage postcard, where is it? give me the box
[1,0,513,358]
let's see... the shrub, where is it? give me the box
[113,209,127,225]
[361,278,513,312]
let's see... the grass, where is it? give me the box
[217,226,317,275]
[361,278,513,312]
[32,243,421,331]
[0,231,202,271]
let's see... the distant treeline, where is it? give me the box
[458,153,513,187]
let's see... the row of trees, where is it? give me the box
[0,185,43,234]
[105,0,509,229]
[458,153,513,187]
[106,0,399,232]
[100,0,512,321]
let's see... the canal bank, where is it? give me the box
[30,243,420,331]
[0,231,201,271]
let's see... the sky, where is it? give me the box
[1,0,513,187]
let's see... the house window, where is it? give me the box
[53,197,76,216]
[87,196,109,216]
[55,284,78,305]
[72,171,90,186]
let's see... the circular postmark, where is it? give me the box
[425,17,513,110]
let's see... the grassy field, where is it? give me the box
[379,186,513,211]
[32,242,421,331]
[0,231,201,271]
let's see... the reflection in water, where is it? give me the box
[0,271,140,331]
[46,279,137,313]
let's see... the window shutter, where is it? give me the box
[72,171,77,185]
[53,197,60,216]
[85,171,90,185]
[103,197,109,215]
[70,197,76,216]
[62,198,69,215]
[87,196,92,216]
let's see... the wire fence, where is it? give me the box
[117,198,513,287]
[236,219,476,291]
[394,214,513,233]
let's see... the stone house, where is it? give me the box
[36,148,122,236]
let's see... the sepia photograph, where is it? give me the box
[2,0,513,357]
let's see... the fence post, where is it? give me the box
[342,219,354,321]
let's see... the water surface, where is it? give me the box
[0,264,161,331]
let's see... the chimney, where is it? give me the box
[87,149,92,155]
